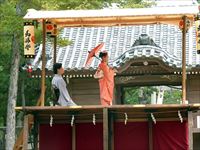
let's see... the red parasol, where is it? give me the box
[85,43,104,68]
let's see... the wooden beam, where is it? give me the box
[22,115,29,150]
[13,130,23,150]
[14,115,34,150]
[148,120,153,150]
[182,16,187,104]
[192,128,200,133]
[72,124,76,150]
[33,116,39,150]
[53,35,57,64]
[188,111,193,150]
[55,16,194,27]
[36,97,41,106]
[40,19,46,106]
[103,108,108,150]
[115,85,122,104]
[15,104,200,112]
[109,113,114,150]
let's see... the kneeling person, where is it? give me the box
[52,63,77,106]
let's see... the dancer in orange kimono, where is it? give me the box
[95,51,116,106]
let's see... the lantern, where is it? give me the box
[50,24,57,37]
[27,64,33,73]
[46,21,54,35]
[24,22,35,58]
[46,21,57,36]
[179,19,191,31]
[179,20,184,29]
[195,20,200,54]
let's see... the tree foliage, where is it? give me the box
[123,86,182,104]
[163,89,182,104]
[123,86,158,104]
[0,1,23,127]
[113,0,154,8]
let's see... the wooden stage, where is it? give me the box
[14,104,200,150]
[15,104,200,123]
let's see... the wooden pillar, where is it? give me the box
[182,16,187,104]
[33,115,39,150]
[53,36,57,64]
[72,125,76,150]
[115,85,122,104]
[108,113,114,150]
[14,115,33,150]
[148,121,153,150]
[41,19,46,106]
[103,108,108,150]
[22,115,29,150]
[188,111,193,150]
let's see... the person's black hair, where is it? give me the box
[99,52,107,58]
[53,63,62,74]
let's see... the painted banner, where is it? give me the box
[24,22,35,58]
[195,20,200,54]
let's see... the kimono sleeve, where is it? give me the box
[57,78,72,101]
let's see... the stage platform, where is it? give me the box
[15,104,200,123]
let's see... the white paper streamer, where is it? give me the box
[178,111,183,123]
[93,114,96,125]
[124,113,128,125]
[151,113,156,124]
[71,115,75,127]
[50,115,53,127]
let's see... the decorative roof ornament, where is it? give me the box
[131,34,160,48]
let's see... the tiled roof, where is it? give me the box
[112,45,182,68]
[32,24,200,71]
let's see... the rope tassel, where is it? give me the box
[93,114,96,125]
[178,111,183,123]
[71,115,75,127]
[124,113,128,125]
[151,113,156,124]
[50,115,53,127]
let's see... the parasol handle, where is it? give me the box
[88,51,101,61]
[94,55,101,61]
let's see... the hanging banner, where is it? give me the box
[24,22,35,58]
[195,20,200,54]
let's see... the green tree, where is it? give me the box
[113,0,154,8]
[163,89,182,104]
[0,1,24,128]
[123,86,158,104]
[123,86,182,105]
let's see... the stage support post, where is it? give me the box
[72,124,76,150]
[40,19,46,106]
[182,15,187,104]
[148,120,153,150]
[103,108,108,150]
[53,36,57,64]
